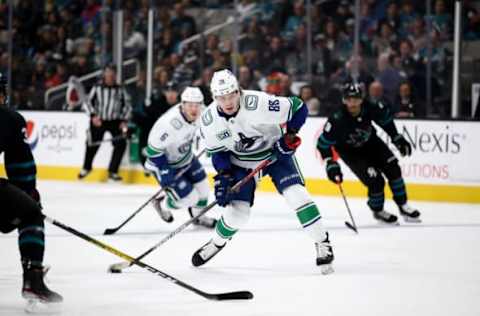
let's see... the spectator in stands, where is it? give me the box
[377,53,403,105]
[164,81,180,108]
[324,18,352,63]
[382,1,401,35]
[394,81,422,118]
[408,17,428,54]
[45,63,68,89]
[285,24,308,79]
[397,39,419,79]
[368,81,387,104]
[238,65,260,91]
[399,0,418,37]
[193,67,213,105]
[170,3,197,38]
[372,21,397,56]
[123,18,146,58]
[333,0,353,28]
[262,36,286,75]
[277,72,293,97]
[463,0,480,40]
[432,0,452,40]
[284,0,305,38]
[158,28,177,60]
[359,2,377,43]
[299,84,321,116]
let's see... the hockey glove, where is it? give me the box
[326,160,343,184]
[159,166,176,188]
[273,132,302,162]
[393,134,412,157]
[214,172,234,207]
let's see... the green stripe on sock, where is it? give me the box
[216,216,237,239]
[166,195,179,209]
[19,237,45,247]
[195,198,208,208]
[296,203,321,225]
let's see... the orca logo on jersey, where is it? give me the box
[346,127,372,147]
[234,132,268,153]
[178,142,191,154]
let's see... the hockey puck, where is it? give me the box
[109,267,122,274]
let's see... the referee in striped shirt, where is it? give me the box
[78,64,132,181]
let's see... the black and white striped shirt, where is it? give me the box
[84,84,132,121]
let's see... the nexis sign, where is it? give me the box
[300,118,479,185]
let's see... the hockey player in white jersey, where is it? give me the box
[145,87,217,228]
[191,69,334,273]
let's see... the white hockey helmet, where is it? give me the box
[210,69,239,97]
[181,86,204,104]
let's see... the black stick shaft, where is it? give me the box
[44,214,252,300]
[338,184,358,233]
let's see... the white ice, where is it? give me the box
[1,180,479,316]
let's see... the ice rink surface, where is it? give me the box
[1,180,479,316]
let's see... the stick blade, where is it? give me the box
[345,221,358,234]
[207,291,254,301]
[103,228,118,235]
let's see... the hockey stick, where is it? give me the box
[108,157,275,273]
[87,134,128,147]
[43,214,253,300]
[103,149,206,235]
[338,183,358,233]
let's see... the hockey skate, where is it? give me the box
[152,195,174,223]
[315,232,334,275]
[373,210,399,225]
[108,172,123,182]
[188,208,217,229]
[398,204,422,223]
[77,168,91,179]
[191,239,225,267]
[22,265,62,313]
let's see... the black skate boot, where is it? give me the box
[373,210,399,225]
[152,195,174,223]
[315,232,334,275]
[188,208,217,229]
[22,263,63,304]
[108,172,123,182]
[77,168,91,179]
[398,204,421,223]
[192,239,225,267]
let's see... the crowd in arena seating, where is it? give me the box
[0,0,479,118]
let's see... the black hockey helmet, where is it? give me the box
[342,82,362,99]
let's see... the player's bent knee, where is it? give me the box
[223,201,250,229]
[384,160,402,180]
[175,189,200,209]
[282,184,312,210]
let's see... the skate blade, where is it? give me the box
[25,299,62,314]
[402,215,422,223]
[375,219,400,226]
[320,264,334,275]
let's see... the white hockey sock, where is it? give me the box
[213,201,250,246]
[283,185,327,242]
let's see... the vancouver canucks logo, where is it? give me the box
[346,127,372,147]
[234,132,267,153]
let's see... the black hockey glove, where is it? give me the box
[326,160,343,184]
[393,134,412,157]
[214,172,234,207]
[273,131,302,162]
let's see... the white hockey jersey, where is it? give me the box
[146,104,199,168]
[200,90,305,169]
